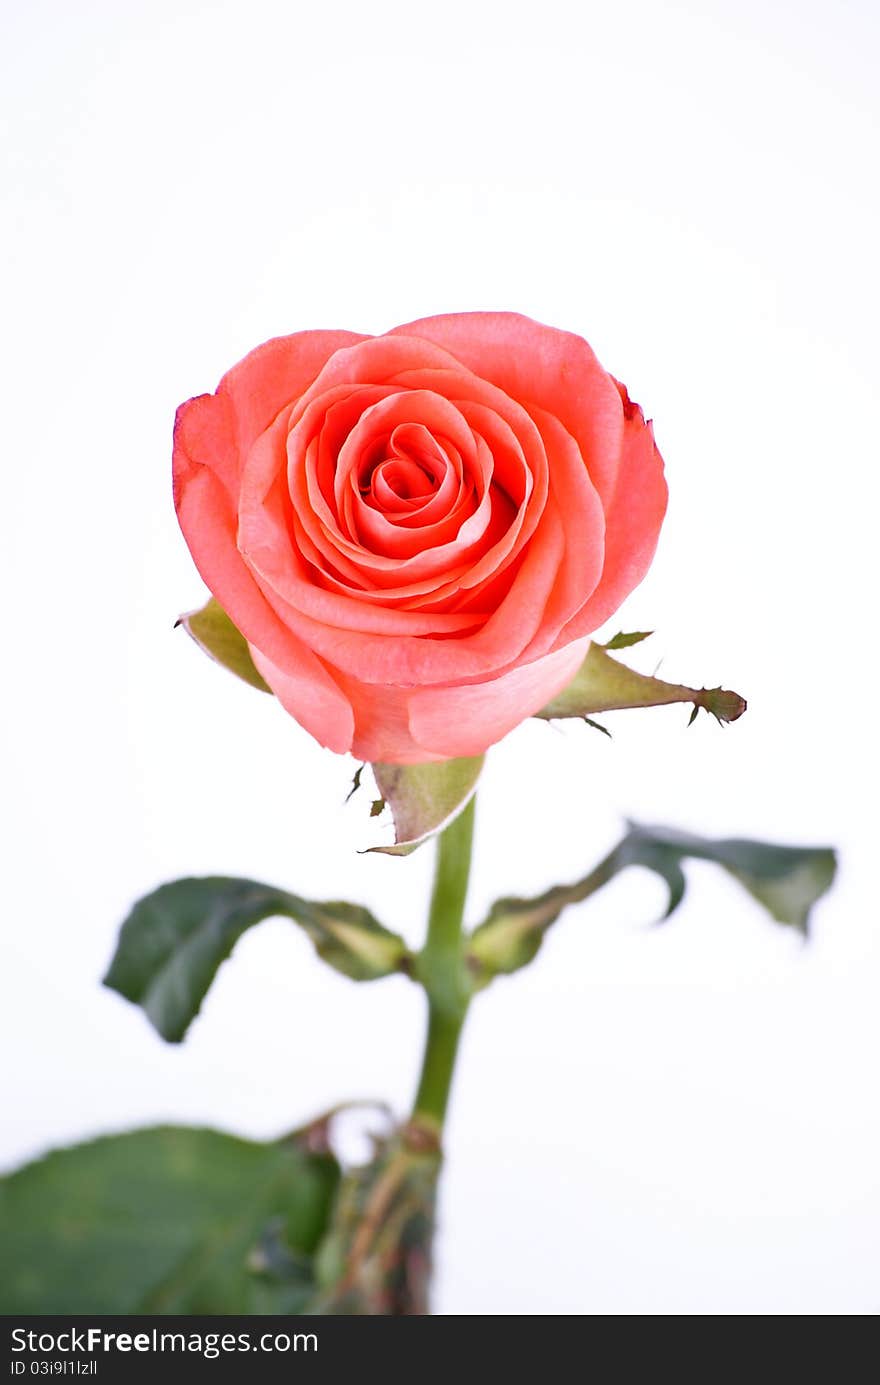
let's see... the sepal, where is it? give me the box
[537,636,746,725]
[369,757,484,856]
[177,596,271,692]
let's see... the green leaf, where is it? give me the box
[105,877,411,1042]
[178,597,272,693]
[619,823,838,934]
[369,757,484,856]
[0,1125,339,1314]
[469,822,836,985]
[536,640,746,724]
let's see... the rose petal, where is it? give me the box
[514,403,606,660]
[248,644,355,754]
[243,496,567,685]
[287,333,474,429]
[392,312,625,505]
[404,638,592,761]
[551,385,667,643]
[173,455,355,750]
[218,330,366,455]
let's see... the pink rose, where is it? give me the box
[173,312,667,763]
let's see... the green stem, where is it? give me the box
[411,795,476,1129]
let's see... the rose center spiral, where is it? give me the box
[359,421,454,516]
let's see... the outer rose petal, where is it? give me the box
[173,390,357,749]
[218,330,367,456]
[318,637,591,763]
[248,645,355,754]
[176,463,356,751]
[404,638,591,761]
[551,385,667,643]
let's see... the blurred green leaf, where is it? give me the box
[469,822,836,984]
[0,1126,339,1314]
[536,640,746,725]
[105,877,410,1042]
[178,597,271,693]
[369,757,484,856]
[621,823,838,933]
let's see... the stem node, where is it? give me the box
[411,796,476,1128]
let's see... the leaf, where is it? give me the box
[177,596,271,693]
[619,823,838,935]
[369,757,484,856]
[0,1125,339,1314]
[468,822,836,985]
[105,877,411,1042]
[536,641,746,724]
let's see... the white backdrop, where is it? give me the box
[2,0,878,1314]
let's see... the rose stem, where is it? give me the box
[411,794,476,1131]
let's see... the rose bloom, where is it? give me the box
[173,313,667,763]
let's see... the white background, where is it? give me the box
[2,0,878,1315]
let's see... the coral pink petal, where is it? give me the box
[287,334,472,429]
[248,646,355,754]
[553,387,668,643]
[515,405,606,660]
[173,392,239,500]
[332,677,435,764]
[391,313,625,504]
[239,415,486,634]
[403,638,592,761]
[243,498,566,687]
[218,330,367,455]
[174,465,355,750]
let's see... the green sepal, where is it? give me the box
[602,629,654,650]
[369,757,484,856]
[536,639,746,724]
[178,596,271,692]
[105,877,411,1042]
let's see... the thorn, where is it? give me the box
[345,764,365,805]
[583,716,612,739]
